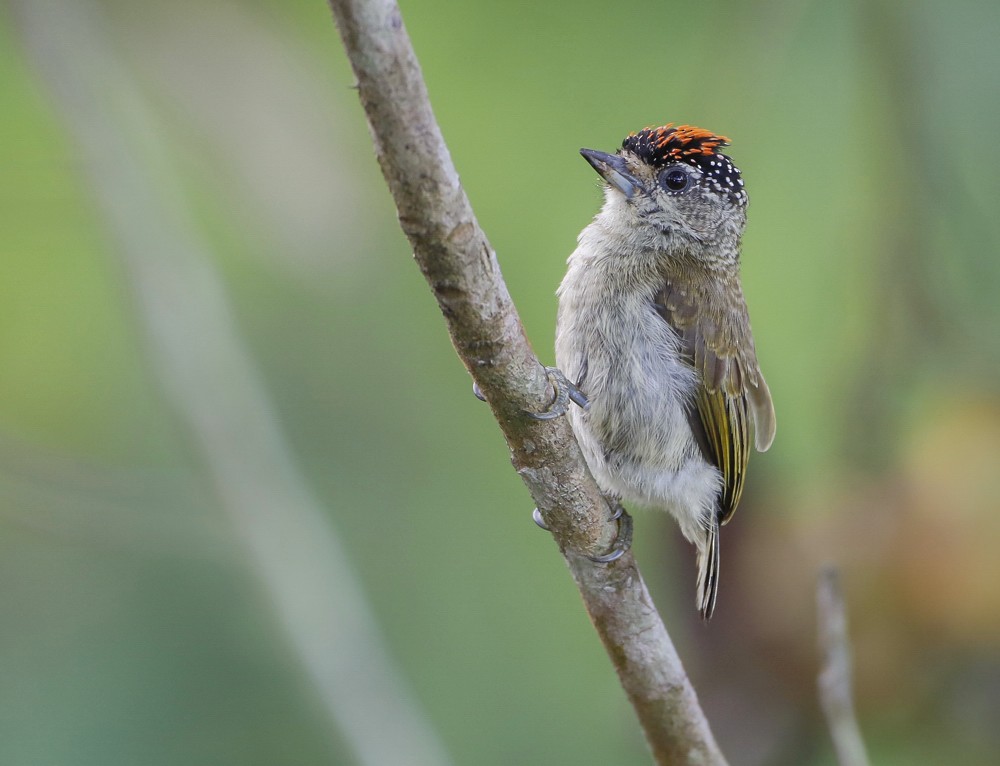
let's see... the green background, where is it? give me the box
[1,0,999,763]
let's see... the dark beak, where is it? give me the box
[580,148,640,199]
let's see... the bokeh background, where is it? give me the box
[2,0,999,763]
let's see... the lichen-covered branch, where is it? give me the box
[326,1,727,762]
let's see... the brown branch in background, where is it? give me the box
[817,566,871,766]
[326,0,726,763]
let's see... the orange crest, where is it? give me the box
[623,123,731,166]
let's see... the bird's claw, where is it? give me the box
[531,507,549,530]
[525,367,589,421]
[472,367,587,418]
[531,504,632,564]
[587,505,632,563]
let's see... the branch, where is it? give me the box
[817,566,871,766]
[327,1,726,763]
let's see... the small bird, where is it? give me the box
[554,124,775,618]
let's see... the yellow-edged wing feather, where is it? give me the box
[654,274,774,524]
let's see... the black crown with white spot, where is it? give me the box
[623,124,747,207]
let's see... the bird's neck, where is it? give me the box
[571,215,740,291]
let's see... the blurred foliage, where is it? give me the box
[1,0,999,763]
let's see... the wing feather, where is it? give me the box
[655,274,773,525]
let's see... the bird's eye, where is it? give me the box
[661,167,690,192]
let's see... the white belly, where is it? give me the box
[555,266,722,541]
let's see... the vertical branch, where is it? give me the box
[817,566,871,766]
[326,1,727,763]
[10,1,452,764]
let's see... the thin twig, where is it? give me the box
[817,566,871,766]
[326,1,726,763]
[10,1,453,764]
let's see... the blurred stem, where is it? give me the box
[817,567,871,766]
[326,1,726,763]
[10,1,453,764]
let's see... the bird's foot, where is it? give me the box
[531,503,632,564]
[525,366,589,421]
[588,504,632,563]
[473,367,588,419]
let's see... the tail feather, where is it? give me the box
[696,518,721,620]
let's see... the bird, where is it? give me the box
[553,123,775,619]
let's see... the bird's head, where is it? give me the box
[581,124,747,250]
